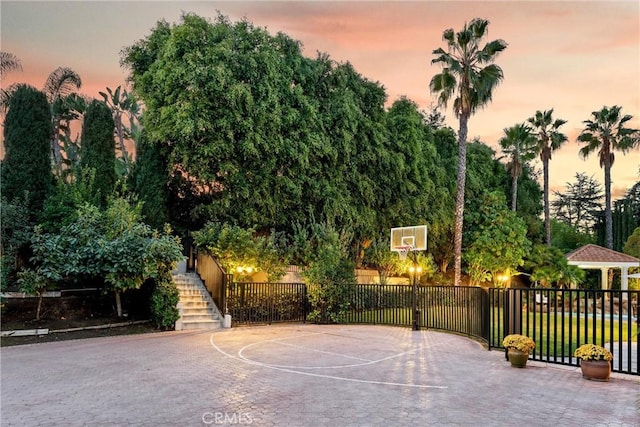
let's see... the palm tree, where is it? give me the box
[0,51,22,78]
[499,124,538,211]
[0,51,23,113]
[43,67,82,172]
[430,18,507,285]
[578,105,640,249]
[528,109,567,247]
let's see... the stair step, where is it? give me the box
[173,272,221,331]
[181,320,221,330]
[181,301,211,308]
[182,307,216,315]
[179,295,210,303]
[178,289,207,295]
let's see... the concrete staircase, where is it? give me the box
[173,272,222,331]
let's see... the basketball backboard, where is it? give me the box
[390,225,427,252]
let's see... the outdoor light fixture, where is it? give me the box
[409,266,423,274]
[497,274,509,282]
[236,266,254,274]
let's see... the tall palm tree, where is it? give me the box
[43,67,82,172]
[499,124,538,211]
[578,105,640,249]
[430,18,507,285]
[528,109,567,246]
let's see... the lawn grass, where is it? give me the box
[349,305,637,358]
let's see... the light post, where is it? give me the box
[409,254,423,331]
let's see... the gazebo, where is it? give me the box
[566,244,640,291]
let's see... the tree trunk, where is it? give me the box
[604,162,613,249]
[453,114,469,287]
[51,118,63,173]
[115,291,123,317]
[511,175,518,212]
[36,293,43,321]
[115,112,129,163]
[543,157,551,247]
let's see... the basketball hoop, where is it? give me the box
[395,245,413,261]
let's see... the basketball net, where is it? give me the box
[396,245,413,261]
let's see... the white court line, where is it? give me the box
[238,334,374,367]
[209,333,448,389]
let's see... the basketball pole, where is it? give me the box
[410,251,419,331]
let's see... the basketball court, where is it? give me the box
[2,324,638,426]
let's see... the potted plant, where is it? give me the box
[503,334,536,368]
[574,344,613,381]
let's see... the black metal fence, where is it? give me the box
[490,288,639,376]
[227,282,307,324]
[228,282,488,341]
[219,274,638,375]
[344,284,488,341]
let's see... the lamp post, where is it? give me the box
[409,254,423,331]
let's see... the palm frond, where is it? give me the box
[43,67,82,103]
[0,51,22,78]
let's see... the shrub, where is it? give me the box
[303,226,356,324]
[150,279,180,329]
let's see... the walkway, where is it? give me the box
[1,325,638,426]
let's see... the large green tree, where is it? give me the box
[551,172,603,234]
[528,109,567,246]
[464,191,531,286]
[430,18,507,285]
[499,123,537,212]
[80,100,116,207]
[1,84,52,214]
[123,14,320,233]
[578,105,640,248]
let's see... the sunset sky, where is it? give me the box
[2,1,639,199]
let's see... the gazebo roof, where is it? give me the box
[566,244,640,268]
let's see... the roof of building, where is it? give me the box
[566,244,640,264]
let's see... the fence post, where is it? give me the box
[482,288,490,347]
[505,288,523,336]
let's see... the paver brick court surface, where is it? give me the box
[1,324,638,426]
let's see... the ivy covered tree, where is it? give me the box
[80,100,116,207]
[1,84,52,214]
[121,12,451,262]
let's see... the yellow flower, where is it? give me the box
[574,344,613,361]
[502,334,536,353]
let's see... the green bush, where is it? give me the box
[303,226,356,324]
[150,278,180,329]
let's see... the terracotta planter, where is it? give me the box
[580,359,611,381]
[507,348,529,368]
